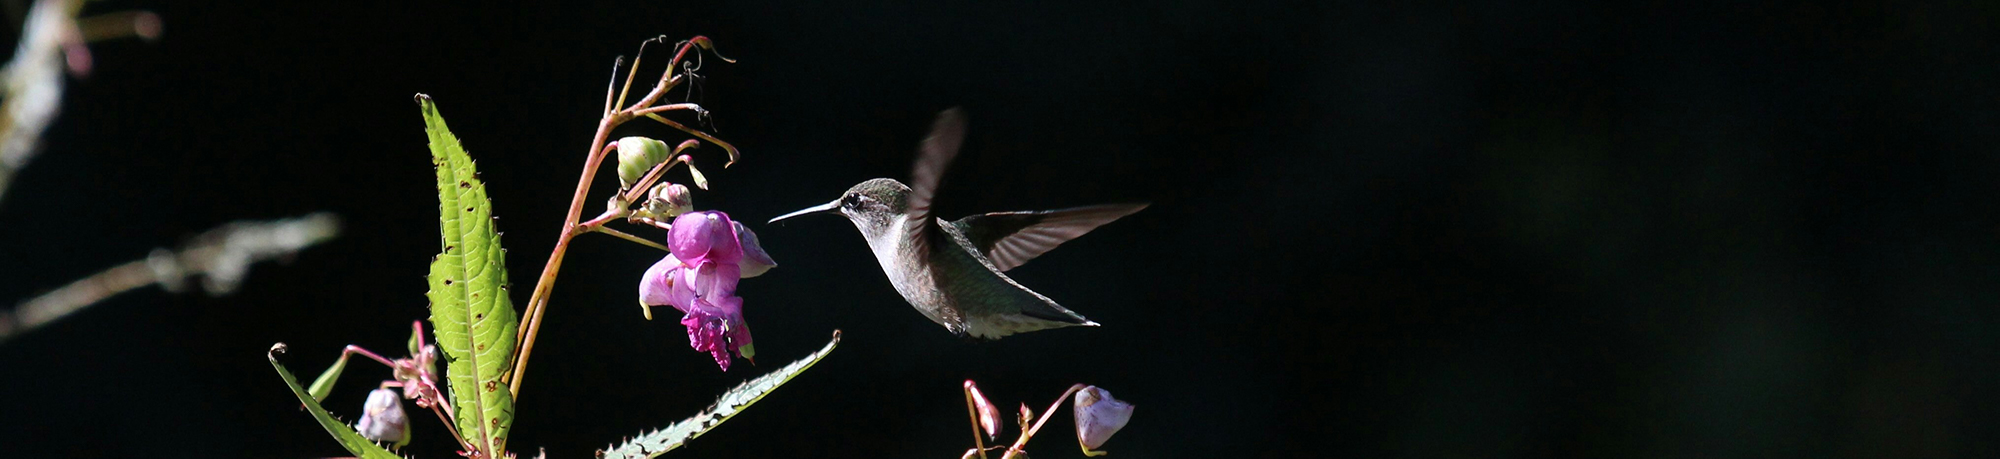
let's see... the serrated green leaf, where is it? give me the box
[417,95,518,457]
[268,344,404,459]
[601,332,841,459]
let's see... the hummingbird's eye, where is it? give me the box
[842,195,859,208]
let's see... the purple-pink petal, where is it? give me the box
[669,211,742,267]
[638,255,684,307]
[732,221,777,278]
[691,261,742,301]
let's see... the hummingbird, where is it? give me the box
[768,108,1147,340]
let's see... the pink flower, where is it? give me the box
[1073,385,1134,456]
[639,211,775,370]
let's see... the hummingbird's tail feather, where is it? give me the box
[1017,298,1093,325]
[966,308,1095,339]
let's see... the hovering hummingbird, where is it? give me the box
[768,108,1147,340]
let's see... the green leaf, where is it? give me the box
[600,331,842,459]
[268,344,404,459]
[417,94,519,457]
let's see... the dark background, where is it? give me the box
[1,1,1995,457]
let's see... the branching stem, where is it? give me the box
[508,37,730,399]
[1002,384,1090,459]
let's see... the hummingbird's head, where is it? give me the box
[769,178,912,237]
[840,178,913,216]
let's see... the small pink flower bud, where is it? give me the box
[965,380,1001,440]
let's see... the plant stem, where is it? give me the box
[509,117,615,398]
[508,37,727,399]
[0,213,338,343]
[591,226,669,252]
[1002,384,1089,459]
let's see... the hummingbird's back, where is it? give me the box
[925,219,1096,339]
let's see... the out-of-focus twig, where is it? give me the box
[0,212,340,343]
[0,0,160,202]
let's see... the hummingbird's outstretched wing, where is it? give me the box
[950,203,1149,272]
[904,108,966,258]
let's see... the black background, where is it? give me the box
[2,1,1996,458]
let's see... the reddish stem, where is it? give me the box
[509,37,725,400]
[341,345,398,368]
[509,117,615,398]
[1003,384,1089,459]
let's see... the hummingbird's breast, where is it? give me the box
[863,217,959,328]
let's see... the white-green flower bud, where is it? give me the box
[616,136,672,189]
[645,182,694,218]
[357,387,411,447]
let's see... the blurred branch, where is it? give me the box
[0,212,340,343]
[0,0,159,202]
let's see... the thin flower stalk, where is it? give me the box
[510,36,737,397]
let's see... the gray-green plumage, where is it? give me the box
[768,109,1147,339]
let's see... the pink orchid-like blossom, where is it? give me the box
[639,211,775,370]
[1073,385,1135,455]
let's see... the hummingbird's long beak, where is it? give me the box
[768,200,840,224]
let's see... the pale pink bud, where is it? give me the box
[1073,386,1134,455]
[357,387,410,446]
